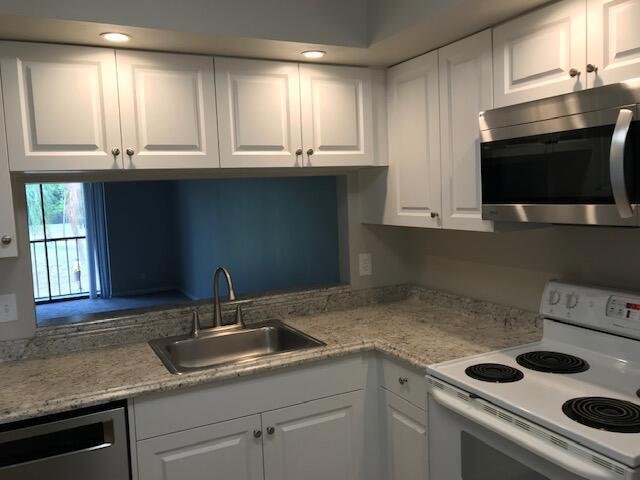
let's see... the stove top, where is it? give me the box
[465,363,524,383]
[562,397,640,434]
[428,319,640,468]
[516,350,589,373]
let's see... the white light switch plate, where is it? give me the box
[359,253,372,276]
[0,294,18,323]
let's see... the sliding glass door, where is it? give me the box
[26,183,95,302]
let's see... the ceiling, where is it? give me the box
[0,0,551,67]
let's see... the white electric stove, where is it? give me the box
[426,281,640,480]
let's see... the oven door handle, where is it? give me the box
[610,108,634,219]
[430,388,621,480]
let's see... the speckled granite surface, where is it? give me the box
[0,284,410,362]
[0,287,542,424]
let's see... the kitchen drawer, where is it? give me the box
[134,354,367,440]
[381,358,426,410]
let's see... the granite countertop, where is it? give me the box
[0,295,542,424]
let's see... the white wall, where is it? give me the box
[339,173,411,290]
[405,226,640,312]
[0,179,36,340]
[0,0,369,48]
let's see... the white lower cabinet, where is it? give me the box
[263,390,364,480]
[136,390,364,480]
[381,388,427,480]
[137,415,264,480]
[132,355,427,480]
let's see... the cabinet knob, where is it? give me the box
[126,147,136,156]
[111,147,120,157]
[430,212,439,219]
[569,68,580,78]
[306,148,314,156]
[266,426,275,435]
[295,148,303,156]
[398,376,409,385]
[253,429,262,438]
[586,64,598,73]
[0,235,12,246]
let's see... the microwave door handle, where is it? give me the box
[430,389,620,480]
[610,108,634,218]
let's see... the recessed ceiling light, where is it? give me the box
[301,50,326,59]
[100,32,131,43]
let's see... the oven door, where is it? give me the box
[427,379,636,480]
[480,109,640,226]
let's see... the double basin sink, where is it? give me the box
[150,319,325,374]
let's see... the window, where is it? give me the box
[25,177,341,327]
[26,183,94,302]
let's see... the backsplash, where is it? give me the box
[0,284,540,363]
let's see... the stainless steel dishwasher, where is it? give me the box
[0,401,130,479]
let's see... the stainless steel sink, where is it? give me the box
[150,319,325,374]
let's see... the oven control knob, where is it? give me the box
[566,293,579,309]
[548,290,561,305]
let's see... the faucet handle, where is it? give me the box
[191,310,201,338]
[235,304,245,328]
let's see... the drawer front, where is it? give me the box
[381,358,426,409]
[134,355,367,440]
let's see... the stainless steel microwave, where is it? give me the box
[479,80,640,226]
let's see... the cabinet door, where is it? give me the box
[137,414,263,480]
[0,74,17,258]
[439,30,494,232]
[262,390,364,480]
[116,50,219,169]
[0,42,122,171]
[493,0,587,107]
[299,65,374,167]
[381,389,427,480]
[215,57,303,168]
[587,0,640,87]
[385,51,441,228]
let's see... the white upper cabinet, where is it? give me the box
[215,57,303,168]
[587,0,640,87]
[299,65,374,167]
[0,75,17,258]
[0,42,123,171]
[383,51,441,228]
[493,0,587,107]
[439,30,494,232]
[262,390,364,480]
[116,50,219,169]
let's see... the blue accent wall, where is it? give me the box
[104,181,178,296]
[173,177,340,299]
[103,177,340,300]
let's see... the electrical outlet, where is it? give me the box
[0,294,18,323]
[359,253,372,276]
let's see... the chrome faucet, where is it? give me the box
[212,266,244,328]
